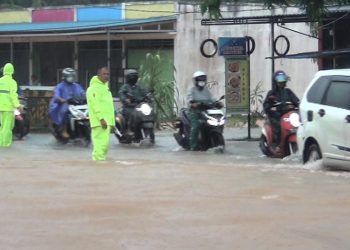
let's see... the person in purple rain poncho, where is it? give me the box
[49,68,86,139]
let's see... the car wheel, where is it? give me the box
[304,143,322,163]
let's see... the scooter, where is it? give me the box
[114,94,155,144]
[13,97,30,140]
[259,102,300,158]
[173,96,225,151]
[51,99,90,146]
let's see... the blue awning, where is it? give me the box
[0,15,176,34]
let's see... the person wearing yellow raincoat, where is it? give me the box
[0,63,21,147]
[86,67,115,161]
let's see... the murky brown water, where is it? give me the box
[1,133,350,250]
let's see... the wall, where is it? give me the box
[32,8,74,22]
[0,10,31,23]
[77,5,123,21]
[174,3,319,111]
[125,3,174,19]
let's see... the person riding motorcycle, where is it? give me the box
[187,70,221,151]
[118,69,148,135]
[49,68,86,139]
[263,70,299,145]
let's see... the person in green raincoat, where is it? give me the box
[0,63,21,148]
[86,67,115,161]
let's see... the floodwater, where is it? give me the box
[1,129,350,250]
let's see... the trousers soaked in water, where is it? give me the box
[0,111,15,147]
[91,126,111,161]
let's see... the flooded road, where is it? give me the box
[1,129,350,250]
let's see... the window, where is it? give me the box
[324,81,350,110]
[306,76,329,104]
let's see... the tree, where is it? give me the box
[138,52,178,128]
[199,0,350,22]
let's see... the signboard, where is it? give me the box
[225,58,250,113]
[219,37,246,56]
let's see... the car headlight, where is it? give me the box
[289,113,301,127]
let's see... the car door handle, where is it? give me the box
[318,109,325,117]
[307,110,313,121]
[346,115,350,123]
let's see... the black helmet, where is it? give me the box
[62,68,76,84]
[273,70,288,89]
[125,69,138,85]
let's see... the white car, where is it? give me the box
[297,69,350,169]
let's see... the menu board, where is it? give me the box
[225,58,250,113]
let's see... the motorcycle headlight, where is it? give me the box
[289,113,301,127]
[207,119,218,126]
[70,106,87,119]
[138,103,152,116]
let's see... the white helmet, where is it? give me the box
[192,70,207,88]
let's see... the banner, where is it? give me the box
[225,58,250,113]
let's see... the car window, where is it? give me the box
[324,81,350,110]
[306,76,329,104]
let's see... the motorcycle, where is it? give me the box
[51,99,90,146]
[259,102,300,158]
[13,97,30,140]
[173,96,225,151]
[114,93,155,144]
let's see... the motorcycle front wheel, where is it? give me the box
[13,118,30,140]
[259,134,272,156]
[143,127,155,144]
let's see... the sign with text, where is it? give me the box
[225,58,250,113]
[219,37,246,56]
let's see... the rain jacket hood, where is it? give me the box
[0,63,20,111]
[3,63,14,76]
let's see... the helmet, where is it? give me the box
[62,68,76,83]
[125,69,138,85]
[192,70,207,89]
[273,70,288,88]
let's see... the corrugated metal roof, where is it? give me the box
[0,15,176,34]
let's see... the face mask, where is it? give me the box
[66,76,74,83]
[277,82,286,89]
[197,81,206,87]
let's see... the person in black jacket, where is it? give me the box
[263,70,299,144]
[118,69,148,134]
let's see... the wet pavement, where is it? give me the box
[1,128,350,250]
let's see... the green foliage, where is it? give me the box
[138,52,178,127]
[250,81,265,114]
[200,0,222,19]
[200,0,350,22]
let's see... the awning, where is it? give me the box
[0,15,177,35]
